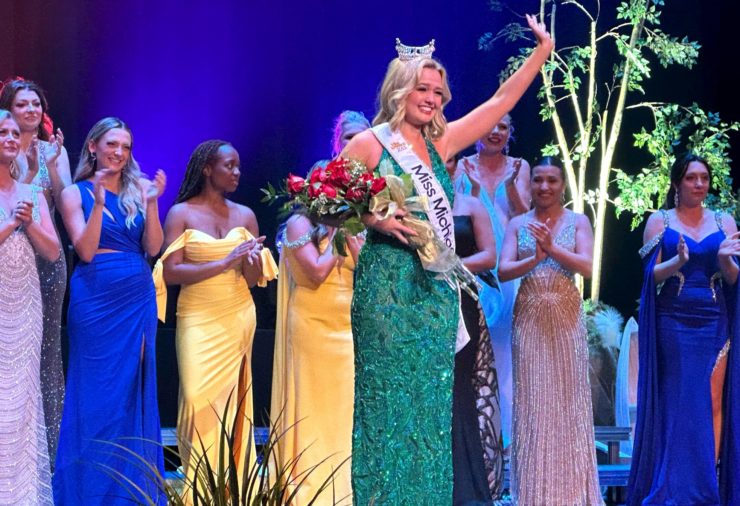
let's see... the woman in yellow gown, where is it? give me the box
[153,140,277,499]
[271,217,361,505]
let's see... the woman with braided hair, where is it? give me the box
[154,140,277,500]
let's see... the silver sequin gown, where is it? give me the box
[32,143,66,471]
[0,193,54,505]
[510,211,602,505]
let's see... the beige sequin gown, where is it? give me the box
[510,211,602,505]
[0,197,54,505]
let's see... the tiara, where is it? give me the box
[395,38,435,62]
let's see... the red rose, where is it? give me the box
[309,169,328,185]
[328,164,352,188]
[319,183,337,198]
[286,173,306,195]
[324,158,348,174]
[345,186,367,203]
[307,182,321,198]
[369,177,387,196]
[357,172,374,186]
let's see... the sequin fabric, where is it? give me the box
[33,142,66,471]
[0,207,54,505]
[351,143,458,505]
[510,211,603,505]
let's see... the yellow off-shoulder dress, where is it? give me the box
[153,227,277,498]
[271,234,354,505]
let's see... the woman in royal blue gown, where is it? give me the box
[629,153,740,505]
[54,117,167,505]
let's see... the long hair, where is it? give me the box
[331,110,370,157]
[0,109,20,180]
[75,117,143,227]
[175,140,231,203]
[664,152,712,209]
[0,78,51,141]
[373,57,452,140]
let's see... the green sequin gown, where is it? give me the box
[351,142,459,505]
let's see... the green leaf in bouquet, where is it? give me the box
[399,173,414,196]
[343,216,365,236]
[333,229,348,257]
[260,182,278,204]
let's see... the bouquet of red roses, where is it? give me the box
[262,158,387,250]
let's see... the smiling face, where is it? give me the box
[0,117,21,164]
[531,164,565,209]
[403,67,444,127]
[478,114,512,154]
[10,89,43,134]
[205,144,240,193]
[88,128,132,173]
[676,160,710,207]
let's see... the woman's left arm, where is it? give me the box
[439,15,553,160]
[717,214,740,285]
[533,213,594,277]
[141,170,166,256]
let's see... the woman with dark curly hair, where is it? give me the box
[155,139,276,502]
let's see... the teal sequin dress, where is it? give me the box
[351,141,459,505]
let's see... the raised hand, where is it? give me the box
[224,238,263,269]
[461,158,482,197]
[526,13,553,50]
[46,128,65,165]
[26,135,40,177]
[677,233,689,265]
[241,236,266,266]
[91,168,113,205]
[718,231,740,260]
[145,169,167,201]
[505,158,523,188]
[527,218,554,253]
[11,199,34,226]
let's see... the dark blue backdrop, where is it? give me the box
[4,0,740,424]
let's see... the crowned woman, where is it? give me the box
[339,19,552,504]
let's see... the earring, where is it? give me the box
[90,152,96,161]
[503,142,510,156]
[674,189,679,208]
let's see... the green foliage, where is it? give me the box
[108,392,347,505]
[614,103,740,229]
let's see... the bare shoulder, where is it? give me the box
[720,211,738,233]
[166,201,189,220]
[285,214,314,241]
[341,129,382,168]
[61,183,81,201]
[572,210,592,227]
[643,210,667,243]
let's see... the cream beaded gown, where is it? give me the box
[510,211,602,505]
[0,198,54,505]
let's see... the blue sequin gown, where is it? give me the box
[53,181,165,505]
[630,211,738,505]
[351,142,458,505]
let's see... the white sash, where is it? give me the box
[371,123,471,353]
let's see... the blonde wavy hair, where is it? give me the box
[74,117,144,228]
[373,57,452,140]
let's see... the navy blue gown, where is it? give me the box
[629,210,740,505]
[53,181,165,505]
